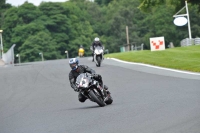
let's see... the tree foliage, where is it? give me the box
[95,0,113,6]
[19,31,60,62]
[0,0,11,28]
[138,0,200,13]
[1,0,200,63]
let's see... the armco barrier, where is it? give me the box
[181,38,200,46]
[194,38,200,45]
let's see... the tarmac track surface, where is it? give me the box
[0,58,200,133]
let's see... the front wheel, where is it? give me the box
[96,56,101,67]
[105,95,113,105]
[89,90,106,107]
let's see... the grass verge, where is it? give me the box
[104,45,200,72]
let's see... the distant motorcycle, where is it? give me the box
[76,73,113,107]
[91,46,104,67]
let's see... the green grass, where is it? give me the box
[104,45,200,72]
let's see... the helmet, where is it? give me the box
[94,37,100,44]
[69,58,79,70]
[94,37,100,42]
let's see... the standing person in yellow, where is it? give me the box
[78,45,84,57]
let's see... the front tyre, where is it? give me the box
[96,56,101,67]
[89,90,106,107]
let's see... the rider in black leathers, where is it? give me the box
[68,58,109,102]
[91,37,103,62]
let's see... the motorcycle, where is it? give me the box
[76,73,113,107]
[91,46,104,67]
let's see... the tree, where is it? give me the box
[17,2,42,24]
[1,7,19,52]
[1,0,200,60]
[2,2,43,52]
[19,31,60,62]
[101,0,145,52]
[95,0,113,6]
[138,0,200,13]
[61,1,96,57]
[189,4,200,37]
[0,0,11,28]
[139,5,180,48]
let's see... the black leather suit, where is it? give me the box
[92,41,103,51]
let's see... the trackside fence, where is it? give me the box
[180,38,200,46]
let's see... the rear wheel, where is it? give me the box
[105,95,113,105]
[89,90,105,107]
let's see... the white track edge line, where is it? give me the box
[107,58,200,76]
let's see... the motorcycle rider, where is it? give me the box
[78,45,84,57]
[68,58,109,102]
[91,37,103,62]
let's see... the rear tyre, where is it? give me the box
[105,95,113,105]
[105,98,113,105]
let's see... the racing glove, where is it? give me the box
[74,87,79,92]
[92,73,100,78]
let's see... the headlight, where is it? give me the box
[95,50,100,54]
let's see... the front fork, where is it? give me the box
[94,54,103,63]
[96,84,108,100]
[81,84,107,102]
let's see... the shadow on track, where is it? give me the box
[67,105,101,110]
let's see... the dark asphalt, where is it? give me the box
[0,58,200,133]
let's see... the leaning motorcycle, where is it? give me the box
[76,73,113,107]
[91,46,104,67]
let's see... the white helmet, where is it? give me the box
[94,37,100,42]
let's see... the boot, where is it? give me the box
[104,85,110,94]
[104,85,108,90]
